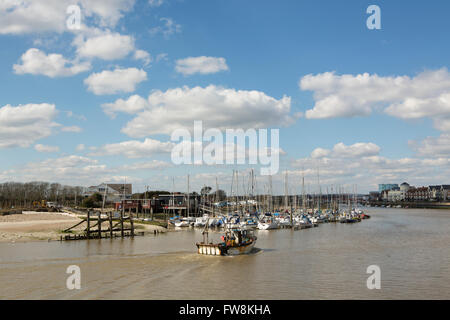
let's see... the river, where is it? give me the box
[0,208,449,299]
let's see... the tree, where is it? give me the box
[91,193,103,202]
[214,189,227,201]
[82,197,95,208]
[200,186,212,196]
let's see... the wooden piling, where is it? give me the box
[120,210,124,237]
[98,211,102,238]
[130,212,134,237]
[109,212,113,238]
[87,211,91,239]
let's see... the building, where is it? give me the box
[443,185,450,201]
[83,183,132,203]
[387,190,405,202]
[399,182,411,192]
[385,182,410,202]
[113,193,201,215]
[378,184,399,192]
[369,191,381,201]
[383,184,450,202]
[428,185,450,201]
[406,187,429,201]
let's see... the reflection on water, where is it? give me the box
[0,208,449,299]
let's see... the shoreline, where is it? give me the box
[0,211,167,243]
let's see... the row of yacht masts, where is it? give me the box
[175,169,359,219]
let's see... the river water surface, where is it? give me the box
[1,208,449,299]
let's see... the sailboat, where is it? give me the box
[257,217,279,230]
[257,175,279,230]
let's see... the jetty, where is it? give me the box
[61,210,138,241]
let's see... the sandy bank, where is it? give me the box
[0,213,166,243]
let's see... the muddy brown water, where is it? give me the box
[0,208,449,299]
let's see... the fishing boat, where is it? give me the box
[196,219,257,256]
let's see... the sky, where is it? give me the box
[1,0,450,195]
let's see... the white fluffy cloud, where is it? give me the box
[13,48,91,78]
[34,144,60,153]
[121,160,172,170]
[410,134,450,157]
[148,0,164,7]
[61,126,82,133]
[102,95,149,118]
[134,49,152,66]
[332,142,381,158]
[292,151,450,193]
[149,17,181,38]
[0,103,59,148]
[8,155,114,185]
[89,138,175,158]
[75,32,135,60]
[1,154,170,185]
[300,69,450,131]
[311,148,331,159]
[175,56,229,76]
[0,0,135,34]
[84,68,147,95]
[114,85,295,137]
[310,142,380,159]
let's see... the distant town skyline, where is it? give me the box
[1,0,450,194]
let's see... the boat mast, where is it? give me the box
[235,170,238,213]
[215,176,219,216]
[268,175,273,213]
[187,175,190,218]
[172,177,175,217]
[302,168,306,212]
[228,170,234,215]
[284,170,288,212]
[101,183,107,217]
[317,165,321,212]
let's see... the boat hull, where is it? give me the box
[196,243,224,256]
[225,240,255,255]
[175,221,189,227]
[257,222,278,230]
[196,239,256,256]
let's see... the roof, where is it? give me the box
[107,184,132,194]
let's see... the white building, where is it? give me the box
[83,183,132,203]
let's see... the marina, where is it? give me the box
[1,207,449,300]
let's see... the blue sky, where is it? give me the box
[1,0,450,194]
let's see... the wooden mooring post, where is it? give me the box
[86,211,91,239]
[120,210,124,237]
[130,211,134,237]
[109,212,113,238]
[98,211,102,238]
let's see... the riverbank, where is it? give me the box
[367,201,450,209]
[0,212,167,243]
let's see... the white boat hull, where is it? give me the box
[257,222,278,230]
[175,221,189,227]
